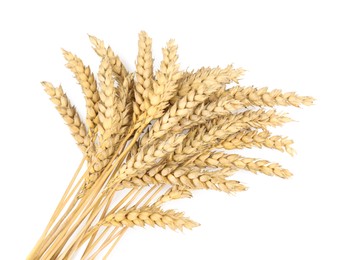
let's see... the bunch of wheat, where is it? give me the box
[28,31,313,259]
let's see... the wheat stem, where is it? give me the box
[103,227,128,259]
[81,193,114,257]
[53,131,135,251]
[81,187,142,256]
[89,227,123,260]
[28,157,86,259]
[52,126,145,258]
[91,185,162,256]
[81,226,112,259]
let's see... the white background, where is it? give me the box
[1,0,352,259]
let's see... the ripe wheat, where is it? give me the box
[29,32,313,260]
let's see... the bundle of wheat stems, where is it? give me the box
[28,31,313,259]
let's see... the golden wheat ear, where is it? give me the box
[88,34,129,85]
[100,206,199,231]
[61,49,100,134]
[41,81,90,154]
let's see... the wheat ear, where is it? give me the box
[42,82,90,153]
[219,130,296,156]
[145,40,181,120]
[193,152,293,178]
[134,31,153,121]
[101,206,199,231]
[88,35,128,85]
[171,65,245,103]
[62,50,100,134]
[226,86,314,107]
[153,186,192,207]
[116,172,247,193]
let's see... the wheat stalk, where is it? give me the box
[29,32,313,259]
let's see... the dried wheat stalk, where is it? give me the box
[28,31,313,260]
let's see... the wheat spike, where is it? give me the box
[140,82,227,146]
[171,122,240,163]
[42,82,90,153]
[172,96,243,132]
[83,57,119,189]
[193,152,292,178]
[134,31,153,119]
[113,75,134,144]
[172,109,291,163]
[208,109,292,131]
[101,206,199,231]
[219,130,296,156]
[153,186,192,207]
[146,40,181,119]
[62,50,100,134]
[97,57,118,148]
[88,35,128,85]
[171,65,245,103]
[226,86,314,107]
[108,134,186,189]
[116,172,247,193]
